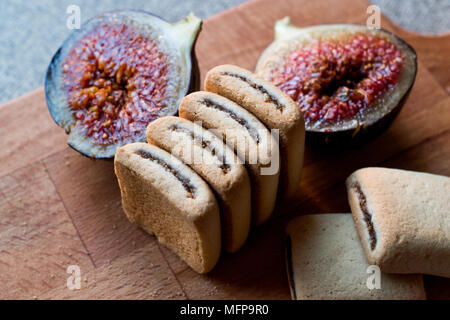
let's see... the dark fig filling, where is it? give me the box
[135,149,196,198]
[202,98,260,144]
[285,235,297,300]
[353,182,376,250]
[221,72,284,111]
[269,34,404,126]
[63,23,170,145]
[169,125,231,174]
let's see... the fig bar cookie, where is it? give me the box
[346,167,450,278]
[205,64,305,200]
[146,116,251,253]
[285,214,425,300]
[179,91,280,226]
[114,142,221,274]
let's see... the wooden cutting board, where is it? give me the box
[0,0,449,300]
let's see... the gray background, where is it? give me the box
[0,0,448,104]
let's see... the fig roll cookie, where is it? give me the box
[179,91,280,226]
[146,116,251,253]
[205,64,305,199]
[114,142,221,274]
[346,167,450,278]
[286,214,425,300]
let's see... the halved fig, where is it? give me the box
[256,18,417,144]
[45,11,202,158]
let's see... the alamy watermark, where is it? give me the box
[66,5,81,30]
[66,265,81,290]
[366,265,381,290]
[366,5,381,29]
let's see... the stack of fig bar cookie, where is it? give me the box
[286,167,450,300]
[114,64,449,299]
[114,64,305,274]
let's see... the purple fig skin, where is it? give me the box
[307,78,415,147]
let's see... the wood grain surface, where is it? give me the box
[0,0,449,300]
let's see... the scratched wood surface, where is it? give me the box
[0,0,449,300]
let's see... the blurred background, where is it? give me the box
[0,0,448,103]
